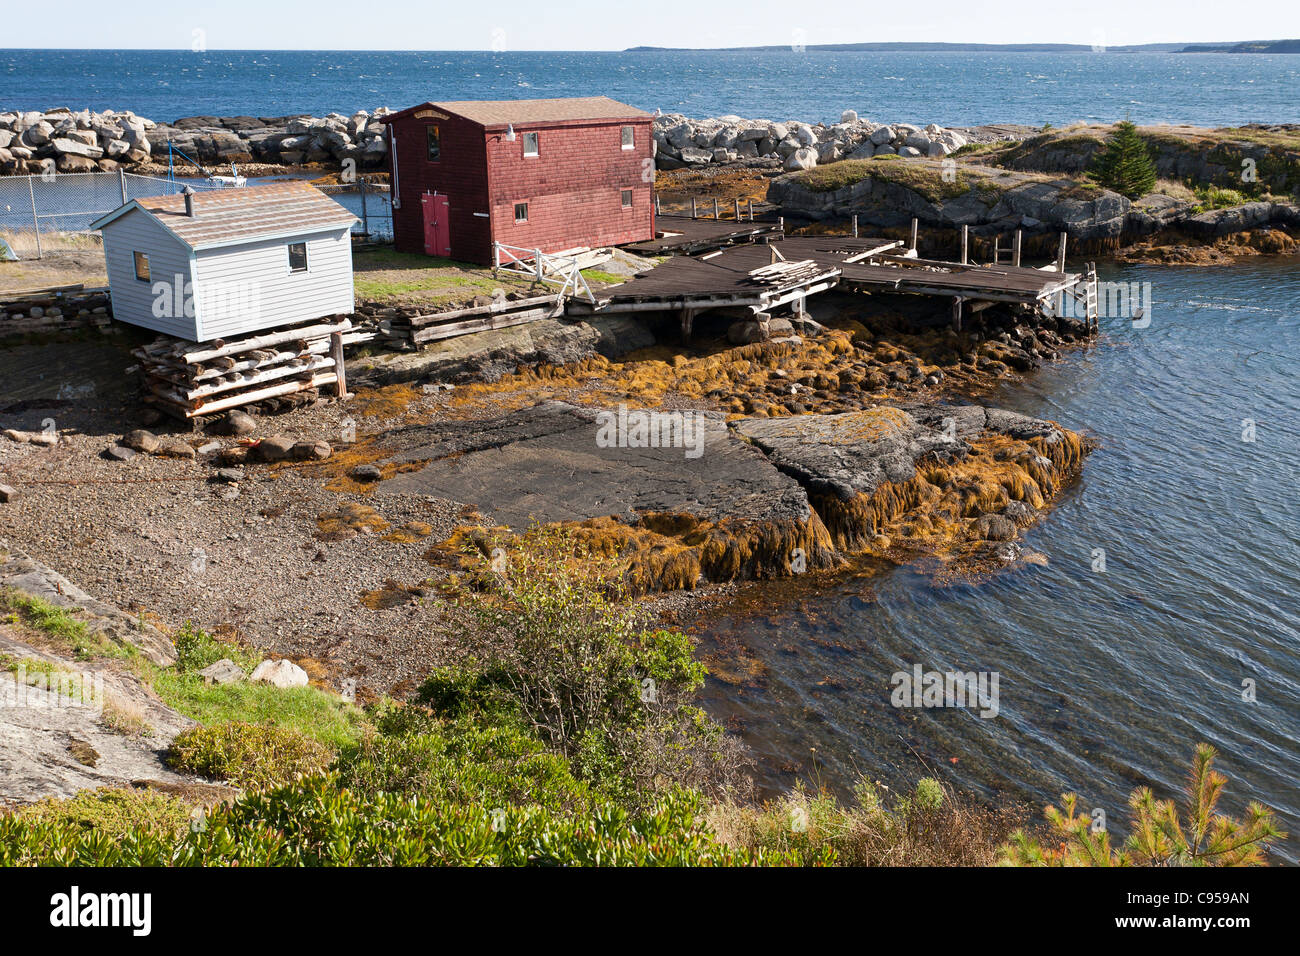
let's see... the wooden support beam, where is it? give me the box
[1013,229,1022,268]
[680,307,695,340]
[910,217,918,252]
[734,198,741,221]
[691,197,697,219]
[1057,231,1068,272]
[330,331,349,399]
[747,200,754,222]
[952,296,963,332]
[713,199,720,219]
[961,224,969,265]
[852,214,858,238]
[993,234,1000,265]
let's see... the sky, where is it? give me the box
[2,0,1298,50]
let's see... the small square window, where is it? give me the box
[288,242,308,273]
[426,125,441,161]
[621,126,634,150]
[514,202,529,223]
[133,251,150,282]
[621,189,633,209]
[522,132,539,157]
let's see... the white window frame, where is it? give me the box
[522,131,539,158]
[621,125,635,150]
[620,189,633,209]
[514,202,529,224]
[288,241,309,274]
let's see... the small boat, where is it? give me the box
[206,164,248,189]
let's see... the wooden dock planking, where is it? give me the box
[625,215,784,255]
[582,233,1086,314]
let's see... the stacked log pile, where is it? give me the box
[132,317,357,419]
[368,293,565,349]
[0,285,113,339]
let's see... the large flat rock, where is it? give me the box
[731,404,1067,501]
[377,401,816,530]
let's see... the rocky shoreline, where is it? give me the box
[0,107,392,175]
[4,105,1298,257]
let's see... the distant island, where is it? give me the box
[1178,40,1300,53]
[626,40,1300,54]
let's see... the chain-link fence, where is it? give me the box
[0,171,214,259]
[0,171,391,260]
[317,179,393,241]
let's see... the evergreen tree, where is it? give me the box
[1090,119,1158,199]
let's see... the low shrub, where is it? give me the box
[167,722,333,790]
[0,778,819,866]
[335,702,597,811]
[8,787,192,841]
[171,622,262,675]
[708,777,1024,866]
[424,527,749,804]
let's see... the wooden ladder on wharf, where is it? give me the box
[1083,262,1099,331]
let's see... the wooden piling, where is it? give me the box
[910,217,918,252]
[734,198,741,221]
[1013,229,1022,268]
[961,224,969,265]
[713,199,720,219]
[852,214,859,238]
[691,197,697,219]
[1057,231,1068,272]
[330,331,349,399]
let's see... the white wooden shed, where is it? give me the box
[89,181,358,342]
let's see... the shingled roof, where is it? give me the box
[382,96,650,128]
[89,181,358,250]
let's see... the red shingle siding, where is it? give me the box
[487,120,654,259]
[386,106,655,266]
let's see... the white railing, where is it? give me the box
[491,241,596,303]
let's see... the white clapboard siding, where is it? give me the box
[100,210,197,339]
[192,228,356,340]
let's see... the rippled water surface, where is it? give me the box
[695,259,1300,860]
[2,49,1297,125]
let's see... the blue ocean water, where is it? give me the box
[1,49,1298,125]
[697,259,1300,861]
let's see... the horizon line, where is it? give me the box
[0,40,1295,53]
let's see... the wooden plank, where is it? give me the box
[411,306,551,345]
[403,293,562,329]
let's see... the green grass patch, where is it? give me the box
[146,667,366,751]
[0,588,128,661]
[580,269,624,286]
[789,157,971,203]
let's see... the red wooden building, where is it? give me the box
[378,97,656,266]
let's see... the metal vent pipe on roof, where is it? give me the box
[183,185,195,217]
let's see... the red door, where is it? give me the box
[422,192,451,257]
